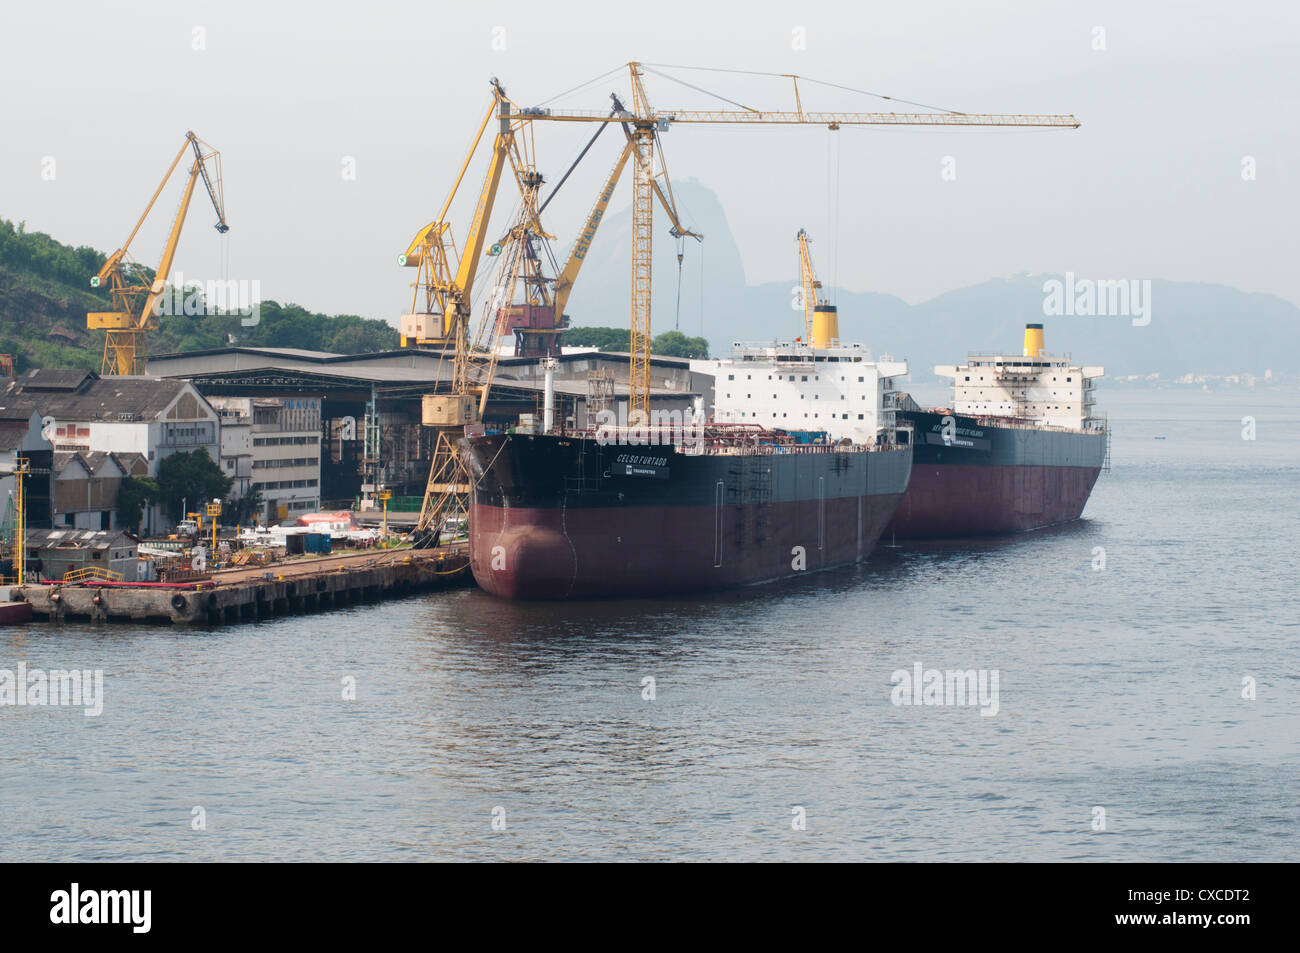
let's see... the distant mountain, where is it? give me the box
[563,182,1300,381]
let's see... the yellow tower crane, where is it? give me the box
[88,132,229,376]
[548,119,700,349]
[510,62,1079,417]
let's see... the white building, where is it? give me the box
[3,370,221,532]
[691,342,909,444]
[5,370,220,474]
[207,396,322,521]
[209,398,253,498]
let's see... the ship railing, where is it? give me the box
[964,415,1102,436]
[562,426,899,456]
[965,351,1075,362]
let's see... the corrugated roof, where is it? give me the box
[25,527,137,550]
[17,368,97,391]
[9,374,192,422]
[52,451,88,475]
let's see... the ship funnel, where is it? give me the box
[1023,323,1045,358]
[812,304,839,348]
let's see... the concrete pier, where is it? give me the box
[17,547,471,626]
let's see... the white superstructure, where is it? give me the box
[691,341,908,444]
[934,325,1104,430]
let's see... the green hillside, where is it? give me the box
[0,218,398,372]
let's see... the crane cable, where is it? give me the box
[827,128,841,306]
[674,234,685,331]
[698,238,705,339]
[639,62,966,115]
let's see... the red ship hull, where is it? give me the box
[463,432,912,599]
[470,493,905,599]
[886,408,1106,538]
[886,462,1102,538]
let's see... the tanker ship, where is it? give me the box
[463,305,913,599]
[886,323,1108,538]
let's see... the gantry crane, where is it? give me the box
[513,62,1079,419]
[402,80,554,542]
[403,80,700,542]
[404,93,696,360]
[88,132,228,375]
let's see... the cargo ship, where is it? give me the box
[463,306,913,599]
[886,324,1108,538]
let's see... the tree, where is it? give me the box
[155,450,232,521]
[651,330,709,359]
[116,476,159,533]
[227,485,264,525]
[564,326,709,359]
[563,326,630,351]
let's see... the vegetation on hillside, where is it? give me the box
[564,326,709,359]
[0,218,398,372]
[1,219,706,372]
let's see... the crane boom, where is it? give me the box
[553,139,633,321]
[88,131,228,376]
[514,62,1079,414]
[450,89,515,335]
[522,110,1079,127]
[796,228,823,343]
[399,81,529,347]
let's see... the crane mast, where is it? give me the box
[88,132,228,376]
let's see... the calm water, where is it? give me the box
[2,387,1297,862]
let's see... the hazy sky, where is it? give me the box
[2,0,1296,324]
